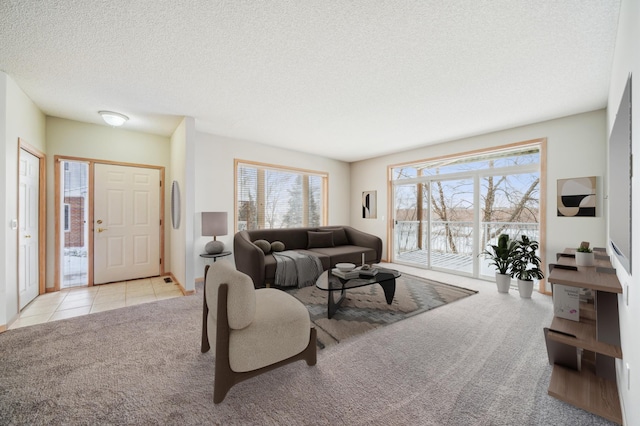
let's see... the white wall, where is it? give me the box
[351,110,608,270]
[193,132,351,278]
[0,72,46,328]
[45,117,171,288]
[608,0,639,423]
[0,73,6,328]
[168,117,196,292]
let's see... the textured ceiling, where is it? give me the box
[0,1,620,162]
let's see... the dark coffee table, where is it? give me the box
[315,267,401,319]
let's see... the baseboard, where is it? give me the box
[45,287,56,293]
[168,273,195,296]
[1,311,21,333]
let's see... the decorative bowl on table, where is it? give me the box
[335,263,356,272]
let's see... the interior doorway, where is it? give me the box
[18,141,46,309]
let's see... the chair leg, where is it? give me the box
[214,284,234,404]
[305,328,317,366]
[201,264,211,353]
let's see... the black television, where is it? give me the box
[609,74,632,275]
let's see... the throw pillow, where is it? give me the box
[307,231,334,249]
[253,239,271,254]
[323,227,349,246]
[271,241,285,252]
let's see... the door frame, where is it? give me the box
[54,156,165,290]
[17,139,46,300]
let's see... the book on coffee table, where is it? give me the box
[331,268,360,279]
[332,266,381,279]
[358,267,379,277]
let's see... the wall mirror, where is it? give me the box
[171,180,181,229]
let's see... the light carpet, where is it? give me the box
[0,268,616,425]
[288,274,477,348]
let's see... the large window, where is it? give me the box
[391,141,545,286]
[235,160,327,231]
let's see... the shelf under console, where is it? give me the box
[548,364,622,425]
[548,317,622,359]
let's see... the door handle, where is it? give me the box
[97,228,108,233]
[25,235,31,238]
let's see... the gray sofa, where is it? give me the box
[233,226,383,288]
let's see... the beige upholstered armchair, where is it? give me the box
[201,261,317,403]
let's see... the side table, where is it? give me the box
[200,251,232,269]
[200,251,231,353]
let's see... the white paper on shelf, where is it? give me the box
[553,284,580,321]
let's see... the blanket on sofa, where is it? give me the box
[273,250,323,288]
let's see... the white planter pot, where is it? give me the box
[495,273,511,293]
[517,279,534,298]
[575,251,595,267]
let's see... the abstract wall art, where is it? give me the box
[557,176,597,217]
[362,190,377,219]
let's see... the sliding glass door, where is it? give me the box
[391,144,542,282]
[393,182,429,266]
[429,177,475,275]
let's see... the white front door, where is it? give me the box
[19,149,40,309]
[94,164,161,284]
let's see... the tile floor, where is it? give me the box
[9,276,184,330]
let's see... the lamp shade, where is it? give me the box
[202,212,228,237]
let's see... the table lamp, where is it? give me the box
[202,212,228,254]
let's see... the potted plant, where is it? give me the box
[511,235,544,298]
[575,242,594,267]
[479,233,516,293]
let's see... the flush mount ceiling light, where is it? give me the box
[99,110,129,127]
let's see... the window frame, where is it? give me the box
[387,138,548,293]
[234,159,329,232]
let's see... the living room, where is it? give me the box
[1,1,638,424]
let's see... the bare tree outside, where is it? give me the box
[264,171,295,228]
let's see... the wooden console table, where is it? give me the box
[545,249,623,424]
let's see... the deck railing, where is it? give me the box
[394,220,540,275]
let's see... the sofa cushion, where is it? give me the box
[263,250,330,284]
[271,241,285,252]
[310,245,377,266]
[253,239,272,254]
[307,231,334,249]
[264,250,332,284]
[296,249,331,271]
[321,227,349,246]
[241,228,310,251]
